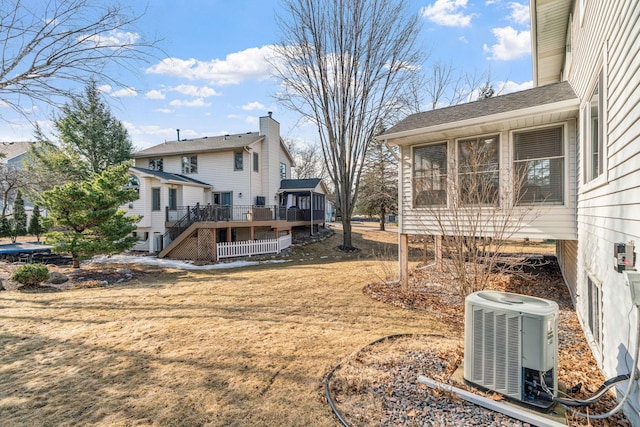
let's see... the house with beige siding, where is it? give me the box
[380,0,640,421]
[126,113,328,260]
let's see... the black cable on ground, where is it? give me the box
[323,333,446,427]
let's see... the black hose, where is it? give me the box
[552,374,631,407]
[323,333,446,426]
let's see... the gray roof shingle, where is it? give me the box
[131,167,211,187]
[280,178,322,191]
[133,132,264,158]
[382,81,577,136]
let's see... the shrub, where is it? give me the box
[11,264,50,286]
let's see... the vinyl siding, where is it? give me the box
[399,121,578,240]
[569,1,640,421]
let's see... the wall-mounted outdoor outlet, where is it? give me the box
[614,241,636,273]
[625,271,640,307]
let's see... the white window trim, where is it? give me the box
[581,59,608,192]
[509,123,569,207]
[585,271,603,363]
[411,141,450,209]
[454,133,501,207]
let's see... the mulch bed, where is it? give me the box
[359,259,630,426]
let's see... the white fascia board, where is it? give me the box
[380,97,579,145]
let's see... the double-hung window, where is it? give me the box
[413,143,447,206]
[168,188,177,210]
[152,188,161,211]
[182,156,197,174]
[457,135,499,205]
[584,70,604,182]
[234,152,243,171]
[253,152,259,172]
[149,158,163,171]
[280,162,287,179]
[514,126,564,204]
[587,275,602,350]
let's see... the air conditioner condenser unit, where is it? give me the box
[464,290,559,410]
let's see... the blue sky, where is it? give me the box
[0,0,533,150]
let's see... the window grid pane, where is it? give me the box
[413,143,447,206]
[514,126,564,205]
[458,136,499,205]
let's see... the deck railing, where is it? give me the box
[167,204,324,223]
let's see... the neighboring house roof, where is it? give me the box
[133,132,264,158]
[279,178,329,195]
[381,81,578,139]
[0,141,35,163]
[131,167,212,187]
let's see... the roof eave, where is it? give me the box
[379,97,580,145]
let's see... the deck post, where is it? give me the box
[435,235,443,272]
[399,233,409,288]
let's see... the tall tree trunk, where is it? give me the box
[341,217,353,249]
[379,206,386,231]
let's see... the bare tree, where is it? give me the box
[412,136,542,297]
[271,0,422,250]
[0,0,158,115]
[288,140,328,181]
[0,163,26,218]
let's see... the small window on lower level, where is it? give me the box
[587,274,602,349]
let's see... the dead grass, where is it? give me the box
[0,224,446,426]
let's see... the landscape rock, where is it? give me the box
[48,271,69,284]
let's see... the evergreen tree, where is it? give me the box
[0,217,11,238]
[27,205,46,242]
[25,80,134,192]
[355,138,398,231]
[10,190,27,242]
[41,163,141,268]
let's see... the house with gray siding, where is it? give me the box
[380,0,640,421]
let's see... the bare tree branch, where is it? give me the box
[271,0,423,249]
[0,0,160,117]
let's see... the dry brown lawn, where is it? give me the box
[0,224,447,426]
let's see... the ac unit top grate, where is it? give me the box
[468,290,558,316]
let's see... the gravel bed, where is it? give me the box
[372,350,529,427]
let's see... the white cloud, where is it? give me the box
[485,0,499,4]
[146,45,275,85]
[459,36,468,43]
[508,2,530,25]
[98,84,112,93]
[497,79,533,94]
[421,0,473,27]
[111,87,137,98]
[245,116,259,125]
[170,84,219,97]
[483,26,530,60]
[145,89,165,100]
[155,108,173,113]
[169,98,211,108]
[241,101,266,111]
[84,31,141,47]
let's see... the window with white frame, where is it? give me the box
[253,152,259,172]
[584,70,604,182]
[152,187,161,211]
[168,188,177,210]
[181,155,197,174]
[513,126,564,204]
[234,152,243,171]
[457,135,499,206]
[413,143,447,206]
[149,158,163,171]
[280,162,287,179]
[587,274,602,349]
